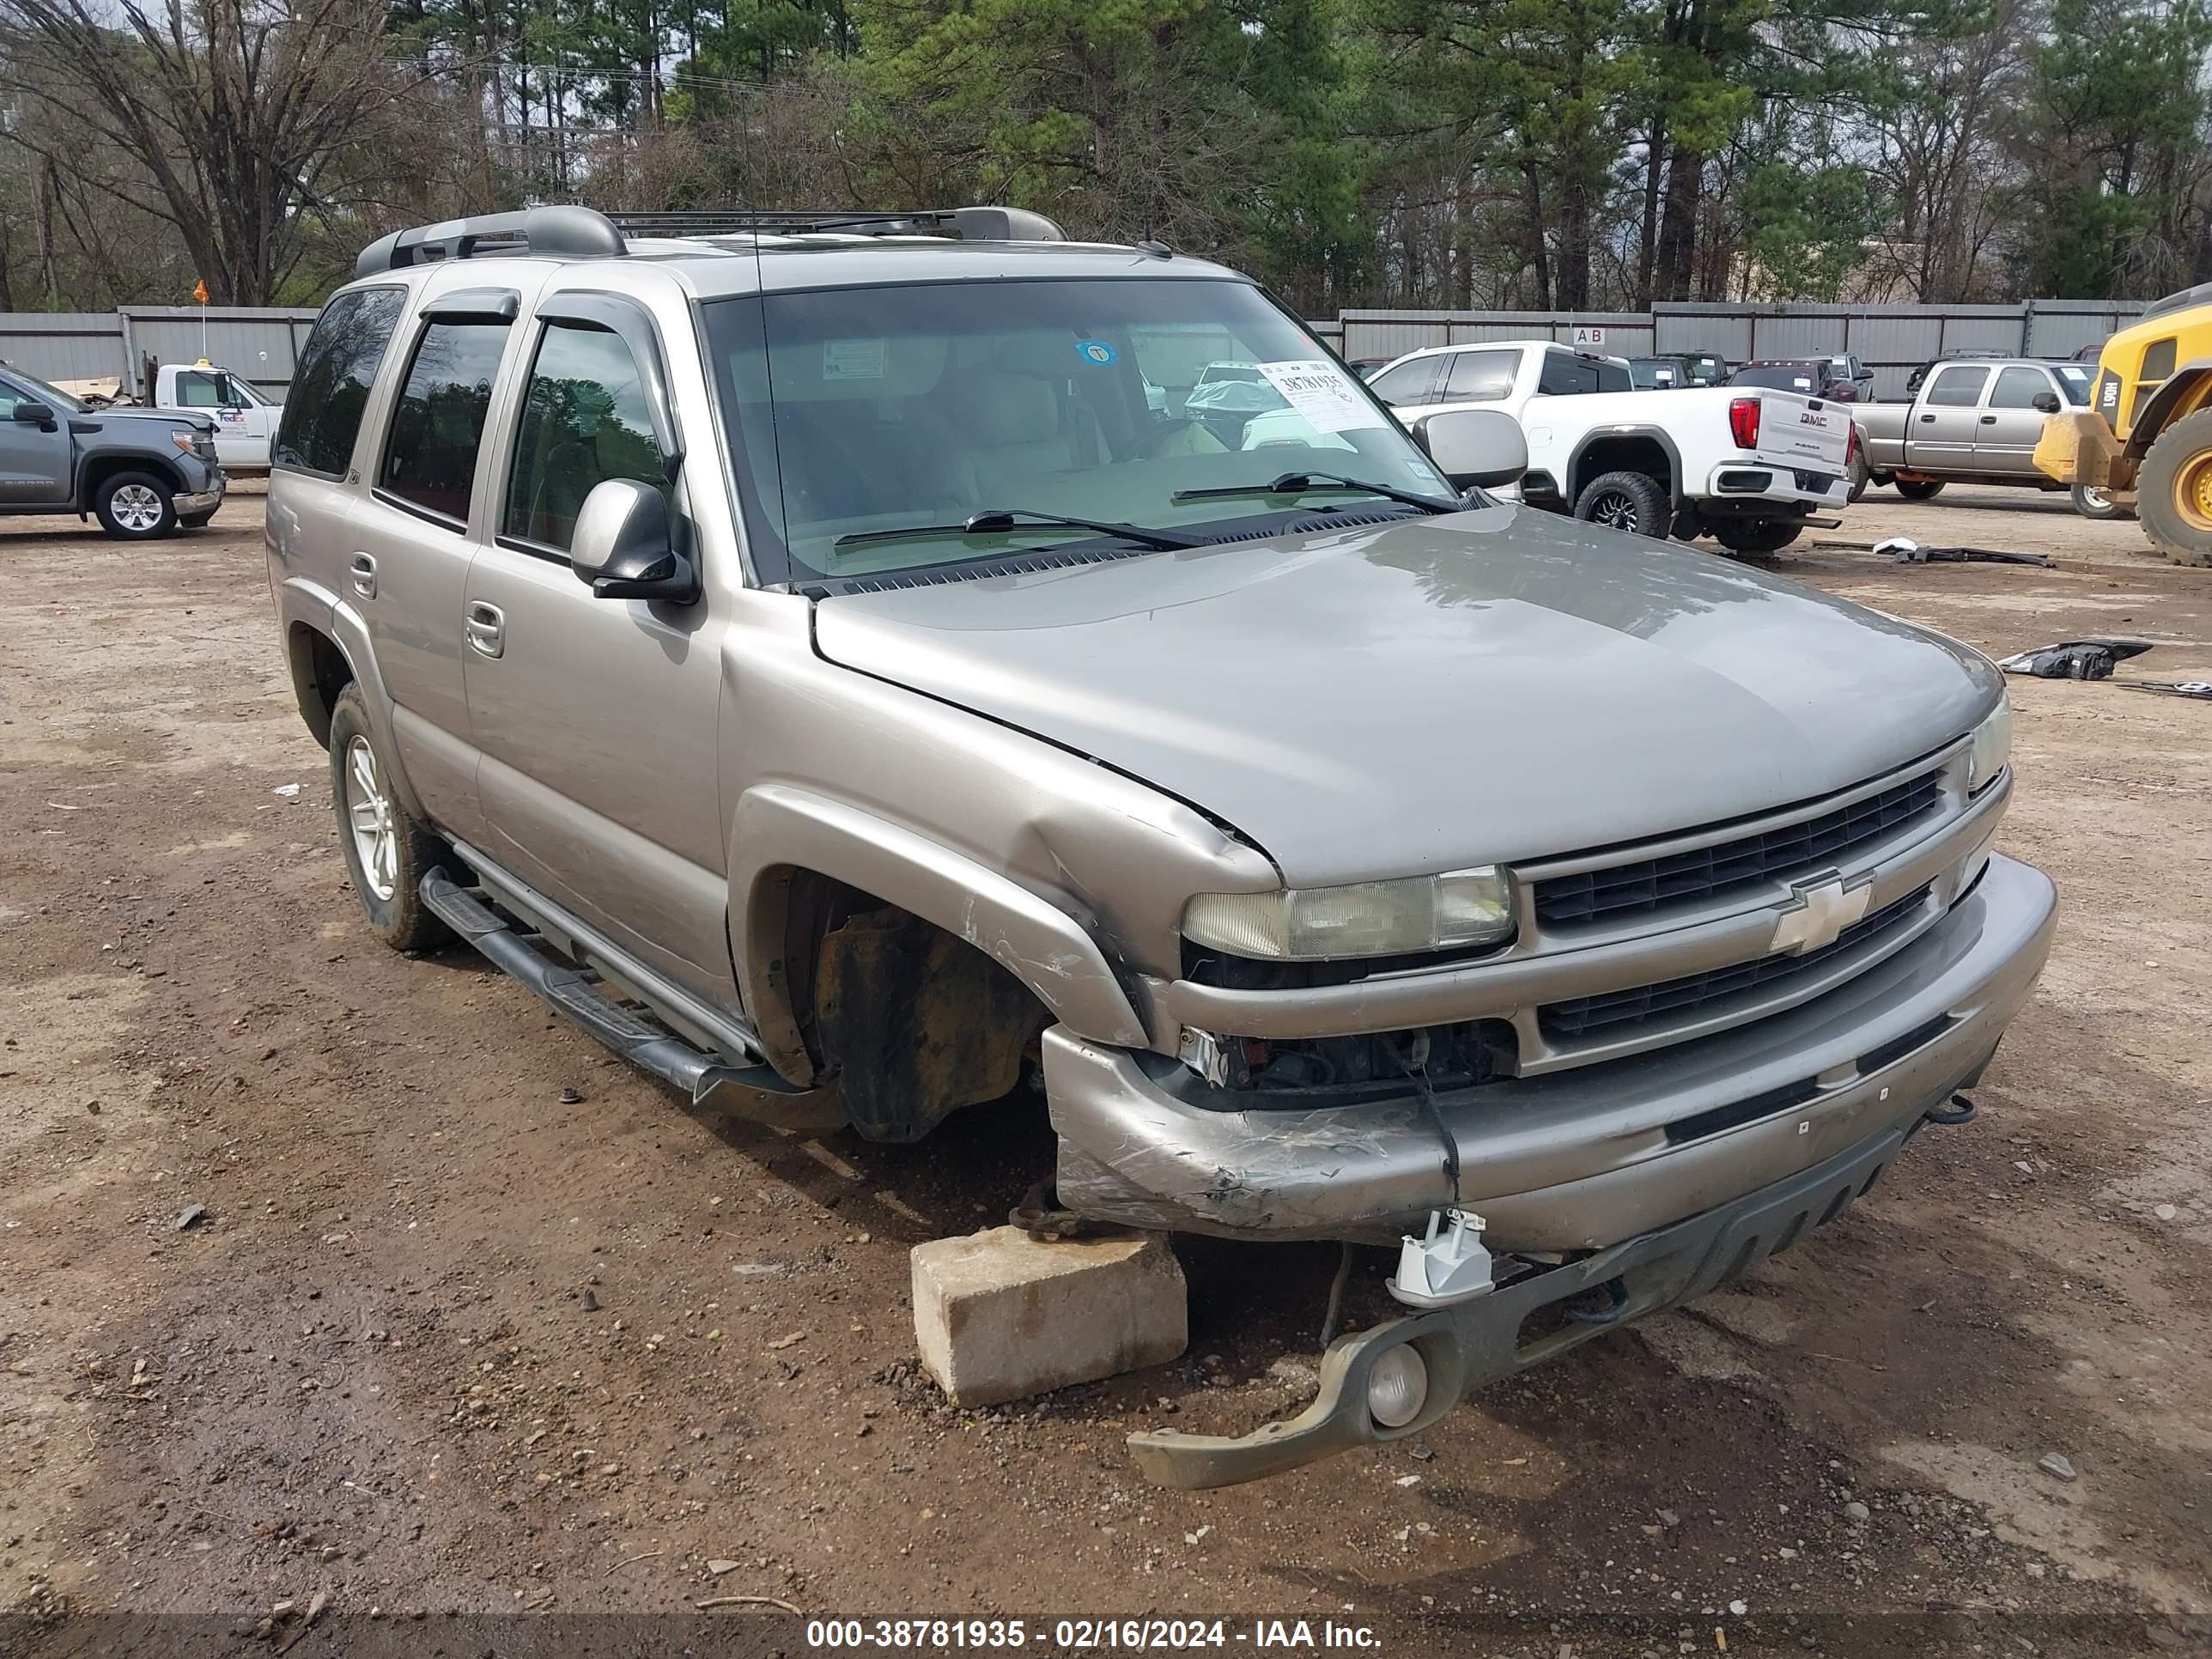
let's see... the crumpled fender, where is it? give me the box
[728,783,1152,1082]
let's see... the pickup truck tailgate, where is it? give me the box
[1753,392,1851,474]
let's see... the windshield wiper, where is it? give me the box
[1172,471,1459,514]
[834,507,1199,552]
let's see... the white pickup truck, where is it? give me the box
[1352,340,1856,554]
[147,361,284,471]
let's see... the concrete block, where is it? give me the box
[910,1226,1187,1406]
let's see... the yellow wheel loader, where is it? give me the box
[2035,283,2212,566]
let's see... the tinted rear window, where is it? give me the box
[276,288,407,477]
[378,319,513,525]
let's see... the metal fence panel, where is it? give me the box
[1654,309,1754,362]
[122,307,319,398]
[0,313,127,385]
[0,306,319,397]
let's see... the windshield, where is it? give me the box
[0,369,88,415]
[706,278,1455,584]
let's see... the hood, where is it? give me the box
[811,506,2001,886]
[81,407,216,434]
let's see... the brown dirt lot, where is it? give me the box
[3,483,2209,1657]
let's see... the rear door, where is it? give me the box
[1978,364,2058,475]
[349,284,530,846]
[1911,365,1990,467]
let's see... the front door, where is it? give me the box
[462,308,731,1003]
[175,368,279,470]
[1912,365,1992,469]
[0,376,74,506]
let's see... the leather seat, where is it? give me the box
[954,375,1074,502]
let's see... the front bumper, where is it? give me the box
[174,484,224,514]
[1127,1110,1948,1488]
[1049,854,2056,1249]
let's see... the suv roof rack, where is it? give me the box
[355,203,1066,278]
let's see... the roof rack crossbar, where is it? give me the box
[356,203,1066,276]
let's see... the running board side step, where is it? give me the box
[420,867,845,1132]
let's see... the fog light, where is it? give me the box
[1365,1345,1429,1429]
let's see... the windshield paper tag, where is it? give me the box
[1255,361,1386,433]
[823,337,888,381]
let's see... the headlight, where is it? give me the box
[170,430,198,453]
[1968,696,2012,794]
[1182,867,1513,961]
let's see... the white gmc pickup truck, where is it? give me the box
[1354,340,1856,555]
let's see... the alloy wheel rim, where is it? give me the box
[1594,492,1637,529]
[343,736,399,902]
[112,483,164,532]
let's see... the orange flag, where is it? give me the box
[192,278,210,304]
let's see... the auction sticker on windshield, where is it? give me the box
[1255,360,1387,433]
[823,337,889,380]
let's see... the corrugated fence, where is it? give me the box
[0,307,321,398]
[0,297,2151,404]
[1337,300,2150,400]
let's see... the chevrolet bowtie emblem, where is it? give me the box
[1770,876,1872,955]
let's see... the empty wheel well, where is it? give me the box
[1572,435,1676,501]
[287,624,355,747]
[79,453,186,503]
[772,868,1050,1143]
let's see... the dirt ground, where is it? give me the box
[3,482,2209,1658]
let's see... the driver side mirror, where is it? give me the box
[1413,408,1528,490]
[568,478,695,602]
[2032,392,2062,414]
[11,400,57,428]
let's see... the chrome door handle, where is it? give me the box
[349,552,377,599]
[465,600,505,659]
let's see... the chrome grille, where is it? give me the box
[1539,884,1933,1042]
[1534,769,1944,928]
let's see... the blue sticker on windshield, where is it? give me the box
[1076,340,1117,366]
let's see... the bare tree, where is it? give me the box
[0,0,440,301]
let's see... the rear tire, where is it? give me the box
[2134,408,2212,566]
[328,684,452,953]
[1572,469,1671,538]
[1713,520,1802,556]
[1847,453,1872,504]
[1894,477,1946,501]
[93,471,179,539]
[2069,483,2130,521]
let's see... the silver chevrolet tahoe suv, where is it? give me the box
[266,205,2057,1488]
